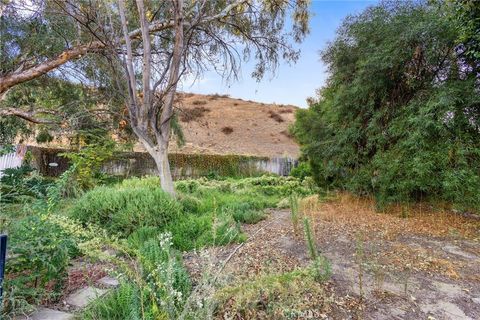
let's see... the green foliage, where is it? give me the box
[2,213,108,317]
[446,0,480,60]
[80,283,144,320]
[289,161,312,181]
[303,217,331,282]
[230,206,265,224]
[3,216,75,314]
[0,117,30,146]
[289,194,300,235]
[61,137,116,190]
[71,175,314,251]
[69,182,181,237]
[303,217,317,260]
[2,216,109,317]
[0,165,52,204]
[293,1,480,211]
[82,233,191,320]
[166,213,244,252]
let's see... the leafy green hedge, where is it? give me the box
[292,2,480,211]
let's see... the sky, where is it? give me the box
[180,0,379,108]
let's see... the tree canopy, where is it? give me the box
[1,0,310,195]
[293,1,480,210]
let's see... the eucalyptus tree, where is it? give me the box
[1,0,310,195]
[110,0,310,195]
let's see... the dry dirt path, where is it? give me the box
[185,204,480,319]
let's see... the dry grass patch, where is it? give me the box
[300,193,480,240]
[268,110,285,123]
[209,93,230,100]
[378,243,461,279]
[278,108,293,114]
[180,106,210,122]
[221,126,234,135]
[215,269,334,319]
[192,99,207,105]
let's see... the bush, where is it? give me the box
[3,215,77,314]
[81,283,144,320]
[0,165,52,203]
[223,202,266,224]
[166,213,244,251]
[69,181,182,237]
[290,162,312,181]
[292,2,480,211]
[61,138,116,191]
[2,213,108,317]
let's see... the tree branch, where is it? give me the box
[0,108,60,124]
[0,0,249,95]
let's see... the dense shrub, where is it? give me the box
[2,213,108,316]
[3,216,77,314]
[0,165,52,203]
[290,162,312,181]
[292,2,480,210]
[69,182,181,237]
[166,213,245,251]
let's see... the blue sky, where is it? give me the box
[181,0,378,108]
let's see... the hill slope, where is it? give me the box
[164,93,300,158]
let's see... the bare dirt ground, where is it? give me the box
[167,93,300,157]
[185,194,480,319]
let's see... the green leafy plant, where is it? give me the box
[69,182,181,237]
[3,216,75,314]
[61,137,116,191]
[82,232,191,320]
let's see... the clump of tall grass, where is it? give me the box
[69,183,181,237]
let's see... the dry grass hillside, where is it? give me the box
[26,93,300,158]
[163,93,300,158]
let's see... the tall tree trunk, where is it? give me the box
[152,145,175,196]
[137,136,176,197]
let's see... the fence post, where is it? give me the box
[0,234,7,302]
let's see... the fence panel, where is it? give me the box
[0,150,23,178]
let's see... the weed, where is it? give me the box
[216,268,330,318]
[303,217,331,282]
[303,217,317,260]
[355,232,366,300]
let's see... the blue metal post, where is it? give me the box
[0,235,7,301]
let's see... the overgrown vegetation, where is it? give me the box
[0,172,316,318]
[292,1,480,211]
